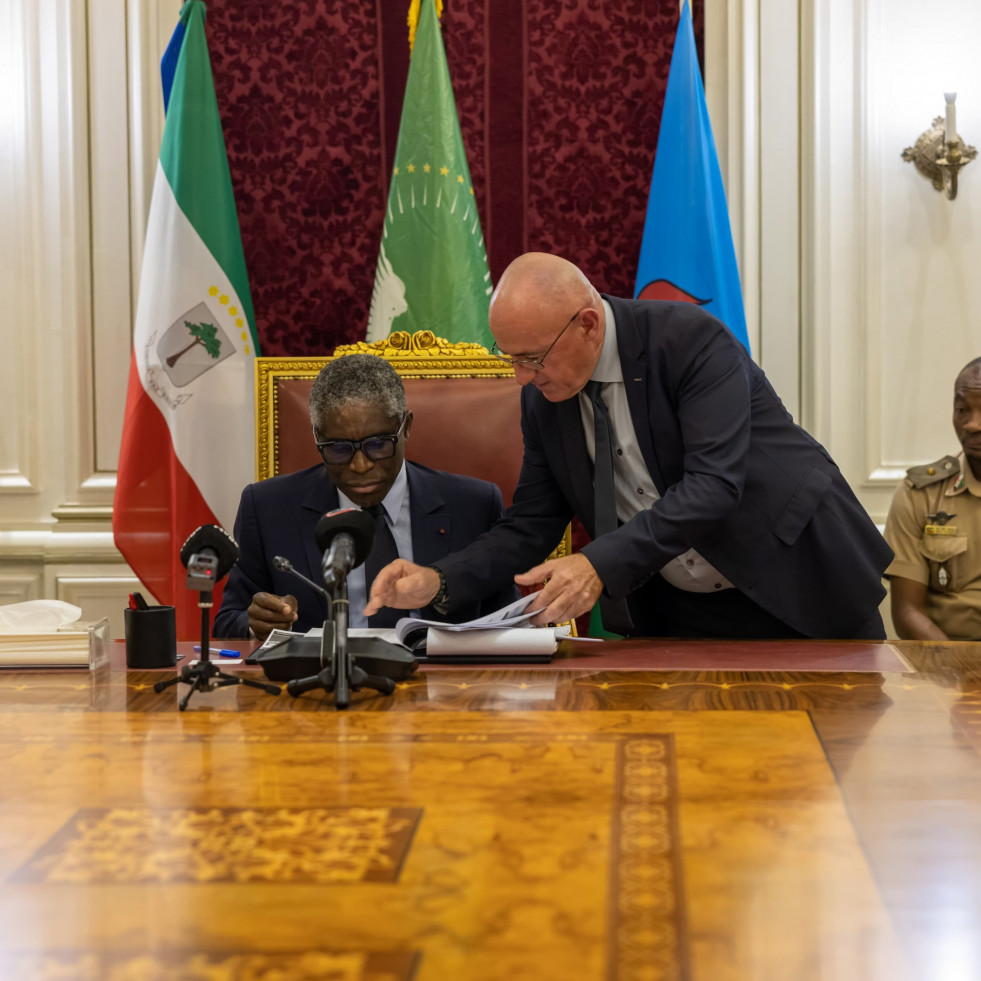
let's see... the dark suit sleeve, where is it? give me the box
[417,477,521,619]
[583,316,754,599]
[436,394,574,611]
[213,484,266,638]
[472,481,523,614]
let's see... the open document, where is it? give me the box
[252,591,569,663]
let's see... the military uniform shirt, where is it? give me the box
[884,451,981,640]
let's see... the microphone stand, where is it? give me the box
[154,590,281,711]
[285,575,398,710]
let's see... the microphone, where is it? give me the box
[273,555,329,598]
[179,524,241,592]
[315,508,376,589]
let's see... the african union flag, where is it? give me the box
[366,0,493,348]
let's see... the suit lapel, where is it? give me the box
[406,463,450,567]
[609,296,665,494]
[299,469,338,584]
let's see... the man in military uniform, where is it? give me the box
[884,357,981,640]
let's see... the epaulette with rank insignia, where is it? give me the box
[905,454,960,489]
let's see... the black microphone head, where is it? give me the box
[272,555,292,572]
[314,508,376,565]
[179,524,241,580]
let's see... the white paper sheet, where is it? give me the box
[425,625,564,658]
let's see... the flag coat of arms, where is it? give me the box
[114,0,258,637]
[366,0,493,347]
[633,0,750,354]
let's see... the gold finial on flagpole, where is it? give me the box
[408,0,444,52]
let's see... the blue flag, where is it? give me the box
[160,14,187,114]
[633,0,750,354]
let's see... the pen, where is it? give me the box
[128,592,149,610]
[193,646,240,657]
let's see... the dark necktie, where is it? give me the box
[583,381,634,635]
[362,504,401,628]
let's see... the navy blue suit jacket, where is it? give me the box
[436,296,893,638]
[214,461,518,638]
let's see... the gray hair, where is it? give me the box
[309,354,406,432]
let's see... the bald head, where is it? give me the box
[487,253,606,402]
[956,357,981,389]
[954,357,981,477]
[490,253,596,326]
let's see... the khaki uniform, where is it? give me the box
[884,452,981,640]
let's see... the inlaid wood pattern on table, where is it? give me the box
[0,707,909,981]
[3,639,979,979]
[0,949,419,981]
[13,806,421,885]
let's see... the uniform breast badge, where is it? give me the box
[925,510,958,536]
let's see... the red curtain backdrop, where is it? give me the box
[207,0,704,356]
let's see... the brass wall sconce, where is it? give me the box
[903,93,977,200]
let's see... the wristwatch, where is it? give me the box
[428,566,450,615]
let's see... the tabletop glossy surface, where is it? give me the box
[1,637,979,980]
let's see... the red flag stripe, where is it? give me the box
[114,354,226,639]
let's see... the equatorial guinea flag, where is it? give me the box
[366,0,493,348]
[114,0,258,639]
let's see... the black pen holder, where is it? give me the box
[124,605,177,668]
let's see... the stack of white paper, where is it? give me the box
[425,625,566,658]
[396,591,564,658]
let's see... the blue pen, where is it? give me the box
[193,646,240,657]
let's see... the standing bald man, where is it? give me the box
[366,252,892,639]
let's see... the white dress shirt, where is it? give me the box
[338,462,415,626]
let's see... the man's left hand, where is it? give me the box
[514,553,604,626]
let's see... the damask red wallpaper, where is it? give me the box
[206,0,703,356]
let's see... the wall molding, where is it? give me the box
[0,530,122,564]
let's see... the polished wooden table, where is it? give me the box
[1,637,979,980]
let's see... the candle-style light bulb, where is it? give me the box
[944,92,957,144]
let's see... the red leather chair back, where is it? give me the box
[263,363,524,506]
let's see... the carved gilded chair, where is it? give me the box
[254,329,572,580]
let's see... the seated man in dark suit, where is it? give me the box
[214,354,517,640]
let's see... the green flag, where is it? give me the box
[366,0,493,347]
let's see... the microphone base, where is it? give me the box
[154,600,281,710]
[247,634,418,684]
[254,620,416,709]
[153,659,282,710]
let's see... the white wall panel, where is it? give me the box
[871,1,981,476]
[758,0,801,418]
[705,0,762,366]
[0,573,41,607]
[88,0,134,474]
[798,0,981,525]
[0,0,38,497]
[706,0,801,416]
